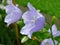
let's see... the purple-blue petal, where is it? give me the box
[22,9,45,24]
[28,2,36,11]
[30,17,45,33]
[52,24,60,37]
[53,31,60,37]
[4,3,22,26]
[22,11,38,24]
[41,39,48,45]
[41,38,56,45]
[20,24,35,38]
[5,4,21,14]
[4,11,22,26]
[48,24,60,37]
[52,24,57,34]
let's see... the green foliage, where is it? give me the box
[0,9,16,45]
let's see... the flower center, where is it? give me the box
[46,42,50,45]
[31,15,37,23]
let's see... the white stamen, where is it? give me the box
[31,15,37,23]
[46,42,50,45]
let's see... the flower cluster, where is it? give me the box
[4,0,60,45]
[41,24,60,45]
[4,0,45,38]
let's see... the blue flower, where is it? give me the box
[20,2,45,39]
[4,0,22,26]
[48,24,60,37]
[41,38,58,45]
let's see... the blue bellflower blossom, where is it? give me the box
[4,0,22,26]
[48,24,60,37]
[20,2,45,38]
[41,38,58,45]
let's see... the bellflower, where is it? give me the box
[48,24,60,37]
[41,38,58,45]
[4,0,22,26]
[20,2,45,38]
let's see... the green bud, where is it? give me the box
[37,9,40,12]
[21,36,28,43]
[51,16,56,25]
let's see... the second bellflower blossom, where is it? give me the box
[20,3,45,38]
[48,24,60,37]
[4,0,22,26]
[41,38,58,45]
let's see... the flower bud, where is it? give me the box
[51,16,56,25]
[21,36,28,43]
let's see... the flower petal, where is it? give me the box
[22,11,37,24]
[4,11,22,26]
[52,24,58,36]
[20,24,35,38]
[41,38,54,45]
[48,29,51,33]
[47,38,54,45]
[41,39,48,45]
[53,31,60,37]
[30,17,45,33]
[28,2,36,11]
[5,4,21,14]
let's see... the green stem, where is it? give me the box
[32,36,41,45]
[14,23,19,45]
[50,24,55,45]
[12,0,16,5]
[12,0,20,45]
[46,20,55,45]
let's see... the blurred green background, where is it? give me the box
[16,0,60,18]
